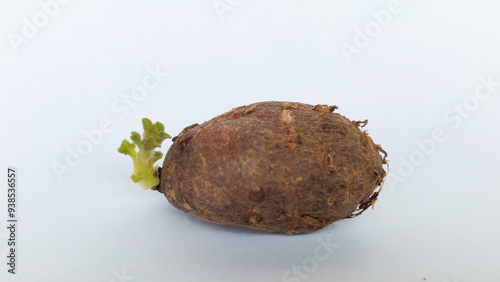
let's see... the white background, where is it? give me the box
[1,0,500,281]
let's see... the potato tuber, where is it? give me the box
[119,101,387,234]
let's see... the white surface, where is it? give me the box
[1,1,500,281]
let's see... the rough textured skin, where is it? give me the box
[158,101,387,234]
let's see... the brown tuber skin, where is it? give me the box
[157,101,387,234]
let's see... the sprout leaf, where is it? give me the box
[118,118,171,190]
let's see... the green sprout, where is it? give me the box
[118,118,171,190]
